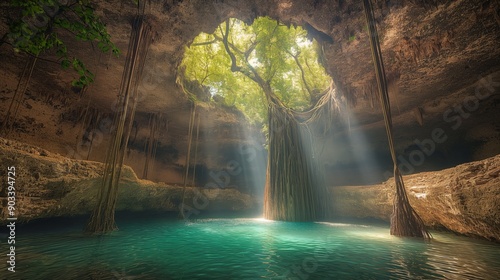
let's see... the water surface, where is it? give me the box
[2,215,500,279]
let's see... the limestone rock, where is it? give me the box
[0,138,258,223]
[330,154,500,241]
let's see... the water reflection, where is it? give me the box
[426,234,498,280]
[4,218,500,279]
[389,239,437,279]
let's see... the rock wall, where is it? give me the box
[330,154,500,241]
[1,0,500,187]
[0,138,258,224]
[2,137,499,242]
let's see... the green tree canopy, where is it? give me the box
[180,17,335,222]
[180,17,331,124]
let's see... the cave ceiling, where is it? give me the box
[92,0,500,124]
[1,0,500,138]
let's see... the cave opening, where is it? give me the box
[178,16,337,222]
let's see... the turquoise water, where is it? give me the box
[3,215,500,279]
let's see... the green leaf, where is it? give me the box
[7,0,121,87]
[61,59,71,69]
[180,17,330,124]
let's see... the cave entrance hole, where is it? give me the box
[178,16,340,221]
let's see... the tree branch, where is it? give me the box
[221,20,242,73]
[190,39,217,47]
[287,50,312,98]
[220,19,276,104]
[244,39,258,60]
[0,40,61,65]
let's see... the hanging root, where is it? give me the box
[390,169,432,238]
[263,99,327,222]
[1,56,38,136]
[362,0,431,238]
[85,14,153,234]
[179,103,196,219]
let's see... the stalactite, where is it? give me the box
[413,107,424,126]
[85,14,153,234]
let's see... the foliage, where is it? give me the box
[180,17,331,124]
[6,0,120,88]
[181,17,333,223]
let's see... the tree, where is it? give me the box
[1,0,119,136]
[179,17,336,221]
[4,0,119,87]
